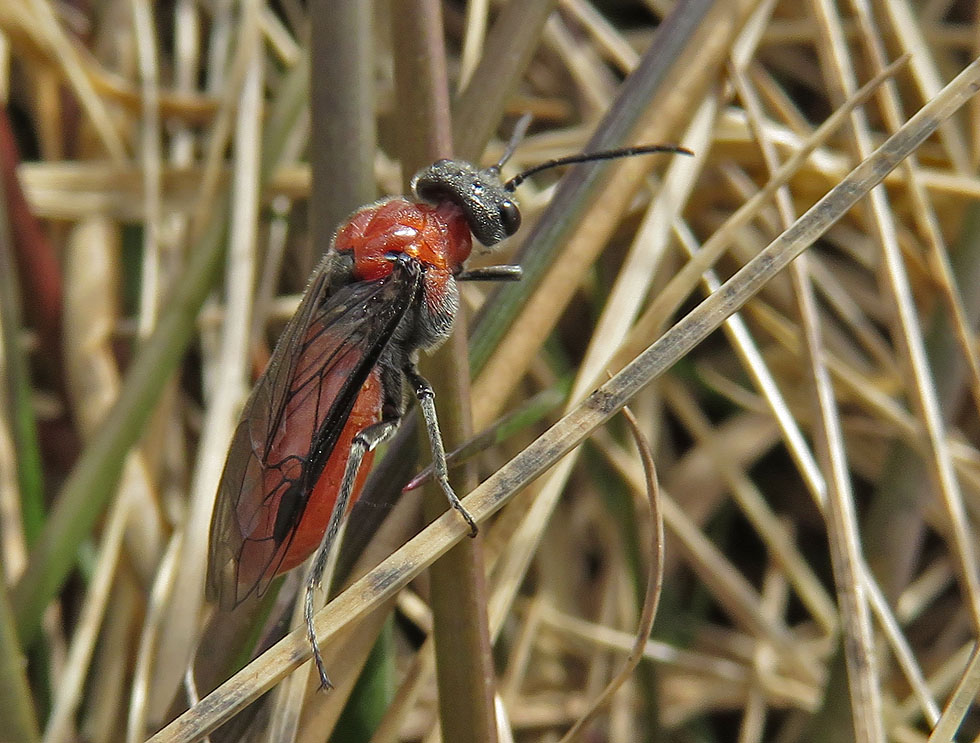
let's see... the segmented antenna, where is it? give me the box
[495,113,534,171]
[504,144,693,192]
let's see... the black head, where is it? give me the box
[409,127,692,248]
[410,159,521,247]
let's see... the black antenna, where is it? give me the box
[494,113,534,171]
[504,143,693,192]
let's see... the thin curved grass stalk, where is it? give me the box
[555,407,663,743]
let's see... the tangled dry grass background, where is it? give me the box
[2,0,980,741]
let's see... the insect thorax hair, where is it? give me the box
[389,264,460,360]
[372,266,459,416]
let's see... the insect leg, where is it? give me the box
[304,416,399,690]
[403,362,479,537]
[456,265,523,282]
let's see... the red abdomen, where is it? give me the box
[275,371,381,574]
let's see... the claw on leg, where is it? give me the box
[303,418,399,691]
[405,362,480,538]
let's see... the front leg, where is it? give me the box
[456,264,522,282]
[404,361,479,537]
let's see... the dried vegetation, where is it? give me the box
[2,1,980,742]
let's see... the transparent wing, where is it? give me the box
[206,258,419,608]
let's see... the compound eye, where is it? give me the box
[498,199,521,236]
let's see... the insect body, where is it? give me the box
[206,136,690,688]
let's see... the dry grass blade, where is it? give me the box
[812,5,980,676]
[662,380,836,635]
[470,0,759,421]
[129,0,163,334]
[555,407,663,743]
[794,248,883,743]
[46,212,161,743]
[452,0,556,161]
[606,52,910,378]
[926,644,980,743]
[5,0,127,161]
[146,5,265,717]
[744,21,880,736]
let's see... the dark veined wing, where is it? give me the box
[206,256,421,608]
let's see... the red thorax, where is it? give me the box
[335,198,473,285]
